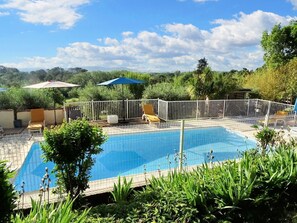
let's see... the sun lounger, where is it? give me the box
[259,111,288,127]
[142,104,160,124]
[27,108,45,133]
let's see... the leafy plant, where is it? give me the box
[84,140,297,222]
[41,119,107,199]
[0,160,17,223]
[142,82,190,101]
[111,177,133,203]
[13,196,90,223]
[255,126,277,155]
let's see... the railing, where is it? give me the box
[64,99,159,121]
[64,99,295,124]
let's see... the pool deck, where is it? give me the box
[0,117,289,208]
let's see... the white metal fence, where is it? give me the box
[64,99,159,121]
[64,99,295,124]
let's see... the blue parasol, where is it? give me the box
[98,77,145,121]
[293,98,297,125]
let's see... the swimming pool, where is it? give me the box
[14,127,256,192]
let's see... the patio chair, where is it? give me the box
[142,104,160,124]
[259,110,288,127]
[27,108,45,133]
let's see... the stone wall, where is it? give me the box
[0,109,64,128]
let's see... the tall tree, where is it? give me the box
[261,21,297,68]
[196,58,208,74]
[188,58,214,99]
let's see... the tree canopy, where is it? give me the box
[261,21,297,68]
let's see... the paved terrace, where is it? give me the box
[0,117,291,208]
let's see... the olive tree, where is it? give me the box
[41,119,107,199]
[142,82,190,101]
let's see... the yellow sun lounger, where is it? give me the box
[259,111,288,127]
[142,104,160,124]
[27,108,45,133]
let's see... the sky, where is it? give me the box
[0,0,296,72]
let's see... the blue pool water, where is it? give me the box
[14,127,256,192]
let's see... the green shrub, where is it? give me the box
[0,161,17,223]
[78,83,133,101]
[0,88,54,114]
[142,82,190,101]
[255,126,277,155]
[41,119,107,199]
[111,177,133,203]
[13,196,89,223]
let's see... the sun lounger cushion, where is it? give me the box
[142,104,156,116]
[27,122,43,129]
[142,104,161,124]
[27,108,45,133]
[145,114,160,123]
[259,111,288,127]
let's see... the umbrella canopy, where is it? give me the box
[97,77,145,121]
[24,81,79,125]
[0,87,7,92]
[24,81,79,89]
[98,77,144,86]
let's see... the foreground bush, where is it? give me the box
[42,119,107,199]
[0,161,17,223]
[13,196,89,223]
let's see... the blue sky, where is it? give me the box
[0,0,296,72]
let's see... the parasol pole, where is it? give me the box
[122,84,125,121]
[53,88,57,125]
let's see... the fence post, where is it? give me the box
[196,100,199,120]
[166,101,169,121]
[223,100,226,118]
[63,102,67,122]
[179,120,185,171]
[91,100,95,121]
[247,99,250,116]
[264,101,271,127]
[126,99,129,119]
[157,98,160,115]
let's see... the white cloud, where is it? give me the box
[0,11,9,16]
[0,0,89,29]
[2,10,296,72]
[122,31,134,37]
[287,0,297,9]
[206,10,293,51]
